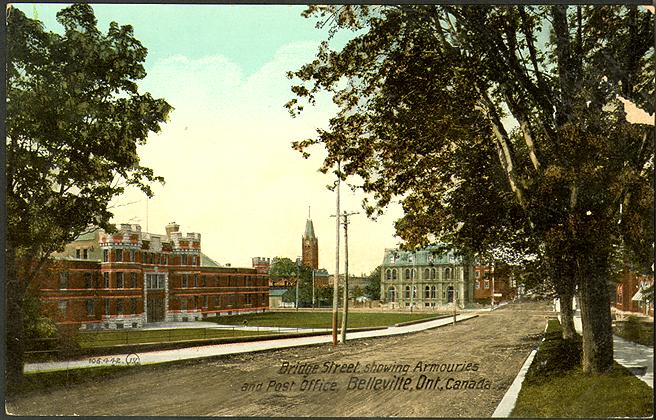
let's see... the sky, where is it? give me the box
[17,3,404,275]
[14,4,654,274]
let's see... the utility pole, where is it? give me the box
[295,258,300,311]
[340,211,358,343]
[331,162,341,346]
[312,269,315,308]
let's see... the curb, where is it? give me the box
[491,320,548,417]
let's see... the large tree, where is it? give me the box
[6,4,172,385]
[287,5,653,373]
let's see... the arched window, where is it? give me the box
[386,269,392,280]
[405,269,411,280]
[412,286,417,299]
[424,268,430,279]
[424,286,430,299]
[392,269,397,280]
[444,267,452,280]
[405,286,411,299]
[387,287,396,302]
[431,268,436,279]
[447,286,454,303]
[412,269,417,280]
[431,286,437,298]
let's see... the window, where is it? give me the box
[204,296,209,308]
[431,286,437,299]
[105,300,111,315]
[203,276,207,287]
[116,272,124,289]
[444,268,452,280]
[194,274,199,288]
[103,272,110,288]
[84,272,93,289]
[162,255,167,265]
[405,269,411,280]
[484,280,490,289]
[131,272,138,288]
[476,281,480,290]
[182,274,189,288]
[180,297,188,311]
[404,286,411,299]
[116,249,123,262]
[431,268,436,279]
[103,249,109,262]
[475,271,480,279]
[117,300,124,315]
[59,272,68,289]
[181,254,188,265]
[75,249,81,259]
[412,286,417,299]
[191,255,196,266]
[83,248,88,259]
[386,269,391,280]
[425,286,430,299]
[424,268,430,279]
[131,299,137,314]
[387,287,396,302]
[392,269,397,280]
[86,300,94,317]
[58,300,68,316]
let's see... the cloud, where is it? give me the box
[111,41,402,274]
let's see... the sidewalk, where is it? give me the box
[571,312,653,388]
[24,314,478,373]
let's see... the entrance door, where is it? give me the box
[147,296,165,322]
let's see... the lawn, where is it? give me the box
[511,320,653,418]
[206,311,444,329]
[77,328,274,349]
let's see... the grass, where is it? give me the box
[511,319,653,418]
[77,328,274,348]
[206,311,443,329]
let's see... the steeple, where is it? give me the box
[302,211,319,269]
[304,219,316,240]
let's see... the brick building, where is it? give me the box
[615,268,654,316]
[473,262,516,303]
[380,246,475,309]
[41,222,269,330]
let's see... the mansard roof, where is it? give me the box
[382,245,464,266]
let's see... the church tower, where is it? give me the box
[302,208,319,269]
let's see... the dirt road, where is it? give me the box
[7,301,553,417]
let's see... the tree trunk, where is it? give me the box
[559,290,577,340]
[6,243,26,388]
[578,255,614,374]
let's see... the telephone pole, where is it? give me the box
[340,211,358,343]
[331,162,341,346]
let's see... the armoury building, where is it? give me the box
[380,246,475,308]
[40,222,269,330]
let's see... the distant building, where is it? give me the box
[615,268,653,317]
[252,257,271,275]
[42,222,269,330]
[327,274,368,296]
[302,217,319,269]
[473,262,516,303]
[380,246,475,309]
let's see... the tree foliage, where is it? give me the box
[287,5,653,373]
[363,265,381,300]
[6,4,172,384]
